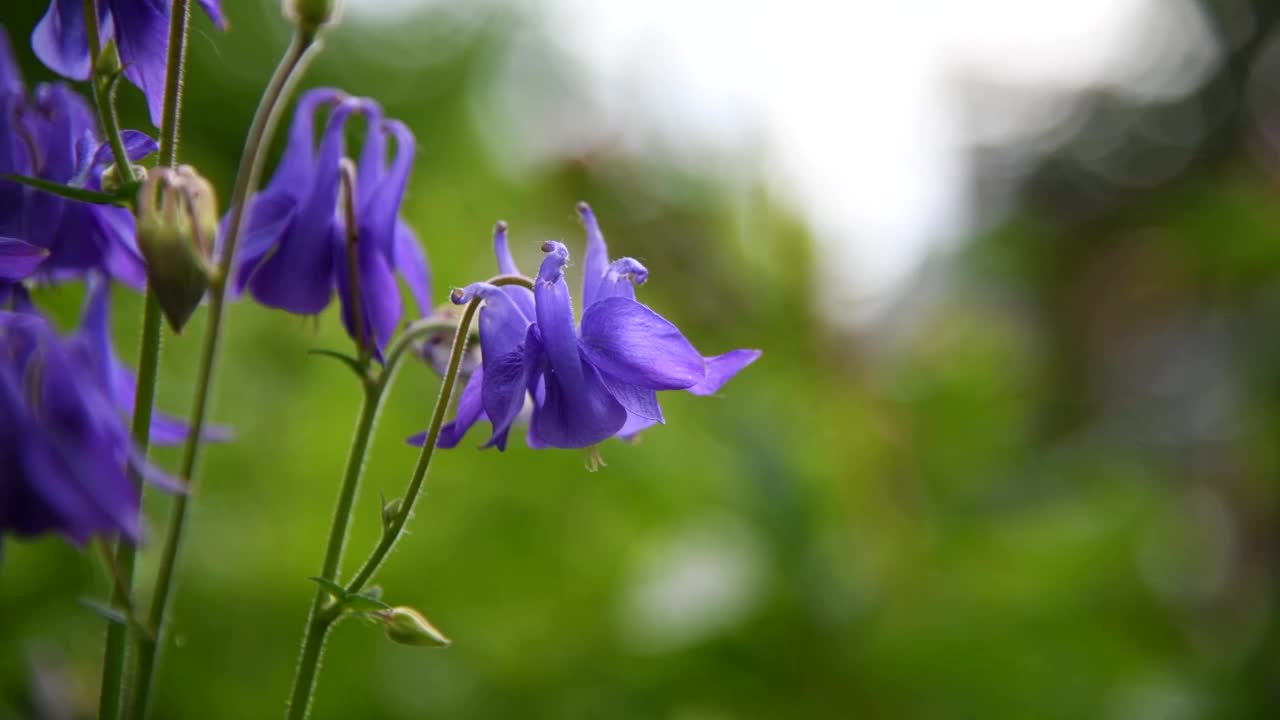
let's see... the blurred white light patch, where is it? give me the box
[618,517,765,654]
[345,0,1220,324]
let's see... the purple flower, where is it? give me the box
[424,203,760,451]
[233,88,431,357]
[0,26,156,289]
[0,279,182,545]
[32,0,227,127]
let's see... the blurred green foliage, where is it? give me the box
[2,1,1279,718]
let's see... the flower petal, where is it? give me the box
[196,0,227,29]
[529,249,626,447]
[594,257,648,303]
[687,348,761,396]
[0,26,24,96]
[417,366,485,449]
[336,220,401,355]
[579,296,704,390]
[111,0,171,126]
[576,201,610,309]
[394,220,431,317]
[0,237,48,280]
[32,0,94,82]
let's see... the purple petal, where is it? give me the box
[267,88,345,195]
[111,0,171,127]
[594,257,648,303]
[196,0,227,29]
[248,100,359,314]
[0,237,48,280]
[493,220,520,276]
[336,221,401,355]
[598,373,663,422]
[687,349,761,396]
[394,220,432,317]
[576,201,610,309]
[360,119,413,260]
[232,190,297,293]
[418,367,485,449]
[32,0,95,82]
[529,247,626,447]
[579,296,704,390]
[0,26,24,96]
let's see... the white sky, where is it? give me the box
[344,0,1223,323]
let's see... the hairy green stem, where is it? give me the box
[127,31,320,720]
[285,277,529,719]
[93,0,182,717]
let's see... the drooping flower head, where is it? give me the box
[233,88,430,357]
[425,203,760,452]
[0,25,156,290]
[32,0,227,127]
[0,280,186,545]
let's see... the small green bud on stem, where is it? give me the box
[377,607,450,648]
[284,0,342,33]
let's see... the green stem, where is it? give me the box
[95,0,183,716]
[127,30,320,720]
[346,275,533,597]
[284,277,528,720]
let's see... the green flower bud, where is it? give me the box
[284,0,342,32]
[100,163,147,196]
[381,496,403,533]
[94,39,123,79]
[135,167,216,333]
[379,607,450,648]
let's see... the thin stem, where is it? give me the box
[127,31,320,720]
[286,384,381,720]
[344,275,532,596]
[95,0,181,717]
[285,275,529,719]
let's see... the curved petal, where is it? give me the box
[247,100,357,314]
[492,220,520,276]
[394,220,431,317]
[576,202,610,309]
[529,245,626,447]
[0,237,48,280]
[196,0,227,29]
[687,348,761,396]
[594,257,648,303]
[111,0,171,127]
[579,296,704,390]
[360,118,413,260]
[231,189,297,293]
[336,220,401,356]
[267,87,345,195]
[0,26,24,96]
[32,0,94,82]
[416,366,485,449]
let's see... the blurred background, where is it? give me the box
[3,0,1280,717]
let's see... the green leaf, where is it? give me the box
[341,594,391,613]
[307,576,347,600]
[81,597,128,626]
[1,174,129,206]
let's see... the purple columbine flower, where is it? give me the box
[233,88,431,357]
[0,281,182,545]
[0,26,156,290]
[424,203,760,451]
[32,0,227,127]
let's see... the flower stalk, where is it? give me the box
[285,275,532,720]
[126,29,321,720]
[93,0,184,717]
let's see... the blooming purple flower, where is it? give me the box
[0,280,182,545]
[424,203,760,451]
[0,26,156,289]
[32,0,227,127]
[233,88,431,357]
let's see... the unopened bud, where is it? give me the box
[101,163,147,195]
[94,39,122,78]
[379,607,450,647]
[381,496,403,531]
[136,167,216,333]
[284,0,342,32]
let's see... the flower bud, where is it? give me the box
[94,39,123,79]
[135,167,216,333]
[284,0,342,32]
[378,607,450,647]
[100,163,147,196]
[381,496,403,532]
